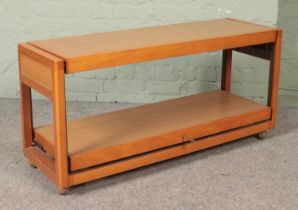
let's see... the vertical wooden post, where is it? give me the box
[221,49,233,92]
[52,62,69,193]
[19,83,34,150]
[18,47,34,152]
[268,30,282,128]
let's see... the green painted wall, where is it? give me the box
[0,0,289,104]
[278,0,298,107]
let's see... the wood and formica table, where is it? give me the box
[18,18,282,194]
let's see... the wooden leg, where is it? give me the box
[221,49,233,92]
[20,82,34,151]
[52,65,69,192]
[267,30,282,128]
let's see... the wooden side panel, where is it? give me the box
[18,43,63,155]
[18,43,68,191]
[69,121,271,186]
[18,43,64,99]
[19,53,52,96]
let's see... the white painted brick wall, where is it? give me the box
[0,0,278,103]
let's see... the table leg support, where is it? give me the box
[52,63,69,192]
[19,82,34,152]
[221,49,233,92]
[267,30,282,128]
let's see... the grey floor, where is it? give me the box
[0,98,298,210]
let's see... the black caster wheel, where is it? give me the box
[256,131,267,140]
[28,162,37,169]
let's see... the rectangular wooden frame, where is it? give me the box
[19,43,69,192]
[18,19,282,194]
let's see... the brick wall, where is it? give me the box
[0,0,279,103]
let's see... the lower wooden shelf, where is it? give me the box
[34,90,271,171]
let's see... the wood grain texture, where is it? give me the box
[18,43,64,69]
[69,120,271,186]
[18,43,65,99]
[24,146,56,184]
[34,90,271,171]
[52,61,69,190]
[19,54,53,98]
[28,18,277,73]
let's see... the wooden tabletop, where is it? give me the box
[28,18,278,73]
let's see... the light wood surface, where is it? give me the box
[24,146,56,183]
[18,43,64,69]
[18,43,65,99]
[69,120,271,186]
[29,18,277,72]
[52,58,69,190]
[34,90,271,171]
[19,54,53,98]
